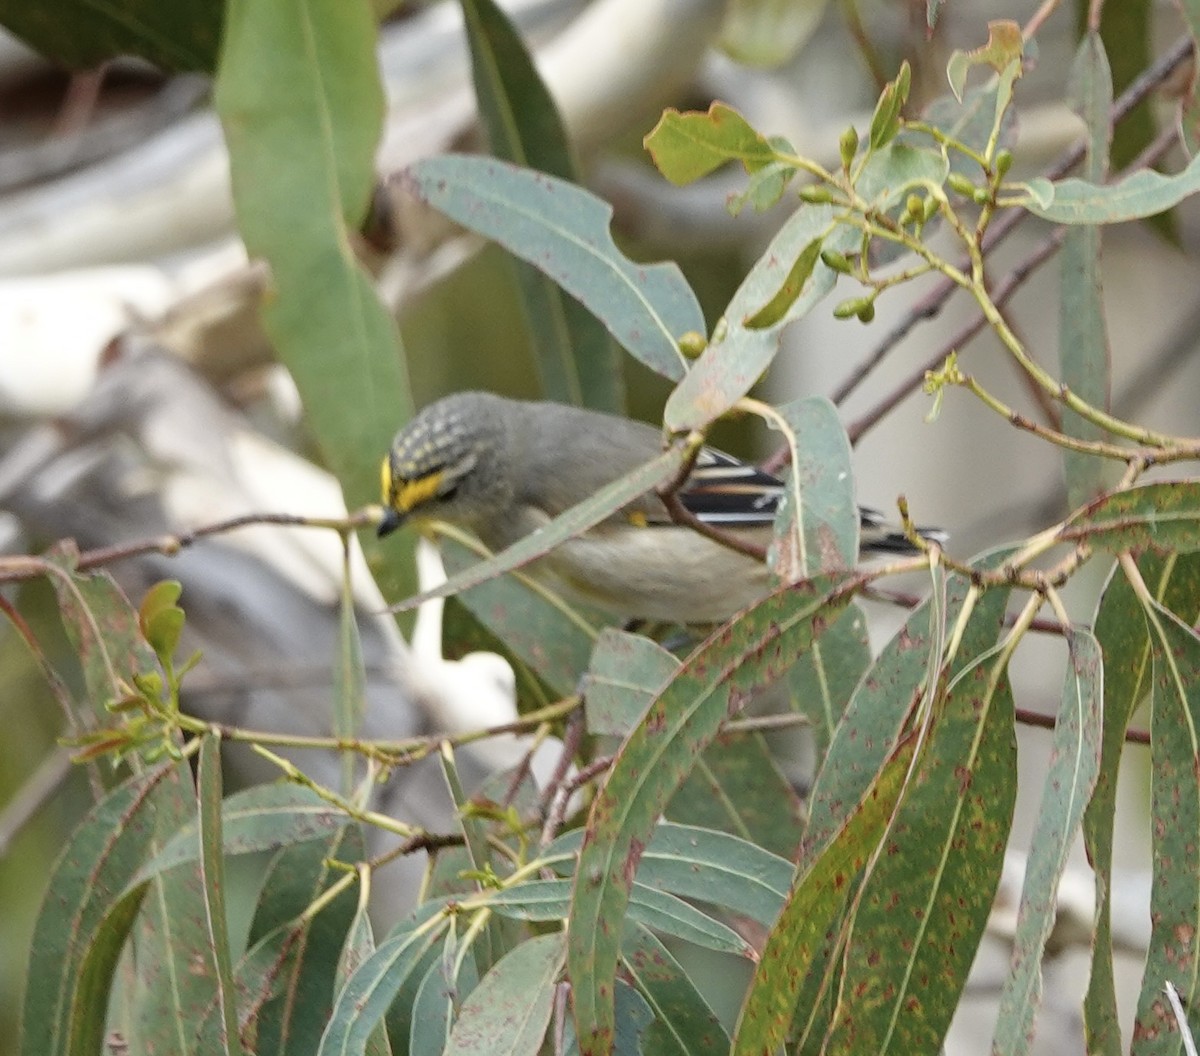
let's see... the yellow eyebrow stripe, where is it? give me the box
[396,471,445,512]
[380,457,393,502]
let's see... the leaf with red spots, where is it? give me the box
[992,628,1102,1054]
[821,640,1018,1055]
[1083,552,1200,1053]
[20,761,186,1056]
[566,569,864,1054]
[806,545,1018,858]
[443,933,565,1055]
[1131,601,1200,1052]
[585,629,679,736]
[45,543,159,720]
[621,922,728,1054]
[731,733,916,1055]
[1059,481,1200,553]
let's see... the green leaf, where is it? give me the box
[559,981,654,1056]
[243,826,365,1054]
[584,629,679,736]
[1059,32,1117,509]
[791,552,1014,1052]
[488,879,754,957]
[0,0,221,70]
[806,548,1017,856]
[1082,553,1200,1053]
[567,570,863,1053]
[214,0,415,607]
[786,604,870,762]
[385,910,448,1055]
[855,142,950,211]
[621,923,728,1055]
[868,63,910,150]
[128,763,215,1054]
[717,0,829,68]
[945,21,1024,102]
[822,645,1017,1056]
[439,746,512,976]
[731,735,915,1055]
[768,396,859,578]
[440,534,599,700]
[387,443,690,612]
[408,958,454,1056]
[444,933,565,1055]
[318,915,449,1056]
[643,103,778,186]
[744,237,824,329]
[143,784,347,878]
[1134,602,1200,1050]
[727,152,797,214]
[663,207,849,431]
[196,735,242,1056]
[1014,146,1200,224]
[1060,481,1200,552]
[194,923,303,1055]
[548,821,794,930]
[338,872,394,1056]
[20,762,184,1056]
[404,155,702,382]
[462,0,622,412]
[46,545,159,715]
[991,629,1103,1055]
[667,732,804,857]
[139,580,186,665]
[1083,558,1147,1054]
[1097,0,1157,180]
[1178,0,1200,156]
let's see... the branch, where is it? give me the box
[0,508,380,585]
[830,32,1195,428]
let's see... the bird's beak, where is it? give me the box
[377,507,405,538]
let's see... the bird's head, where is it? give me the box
[378,393,512,537]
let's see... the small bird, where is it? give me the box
[378,391,942,622]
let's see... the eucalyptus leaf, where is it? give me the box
[404,155,702,382]
[567,570,863,1051]
[1014,146,1200,225]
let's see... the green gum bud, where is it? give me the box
[839,126,859,171]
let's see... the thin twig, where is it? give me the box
[657,490,768,561]
[1014,703,1148,743]
[536,707,586,849]
[864,584,1072,634]
[202,695,582,763]
[540,748,611,850]
[0,509,380,586]
[846,119,1184,444]
[829,32,1195,428]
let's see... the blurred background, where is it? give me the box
[2,0,1198,1050]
